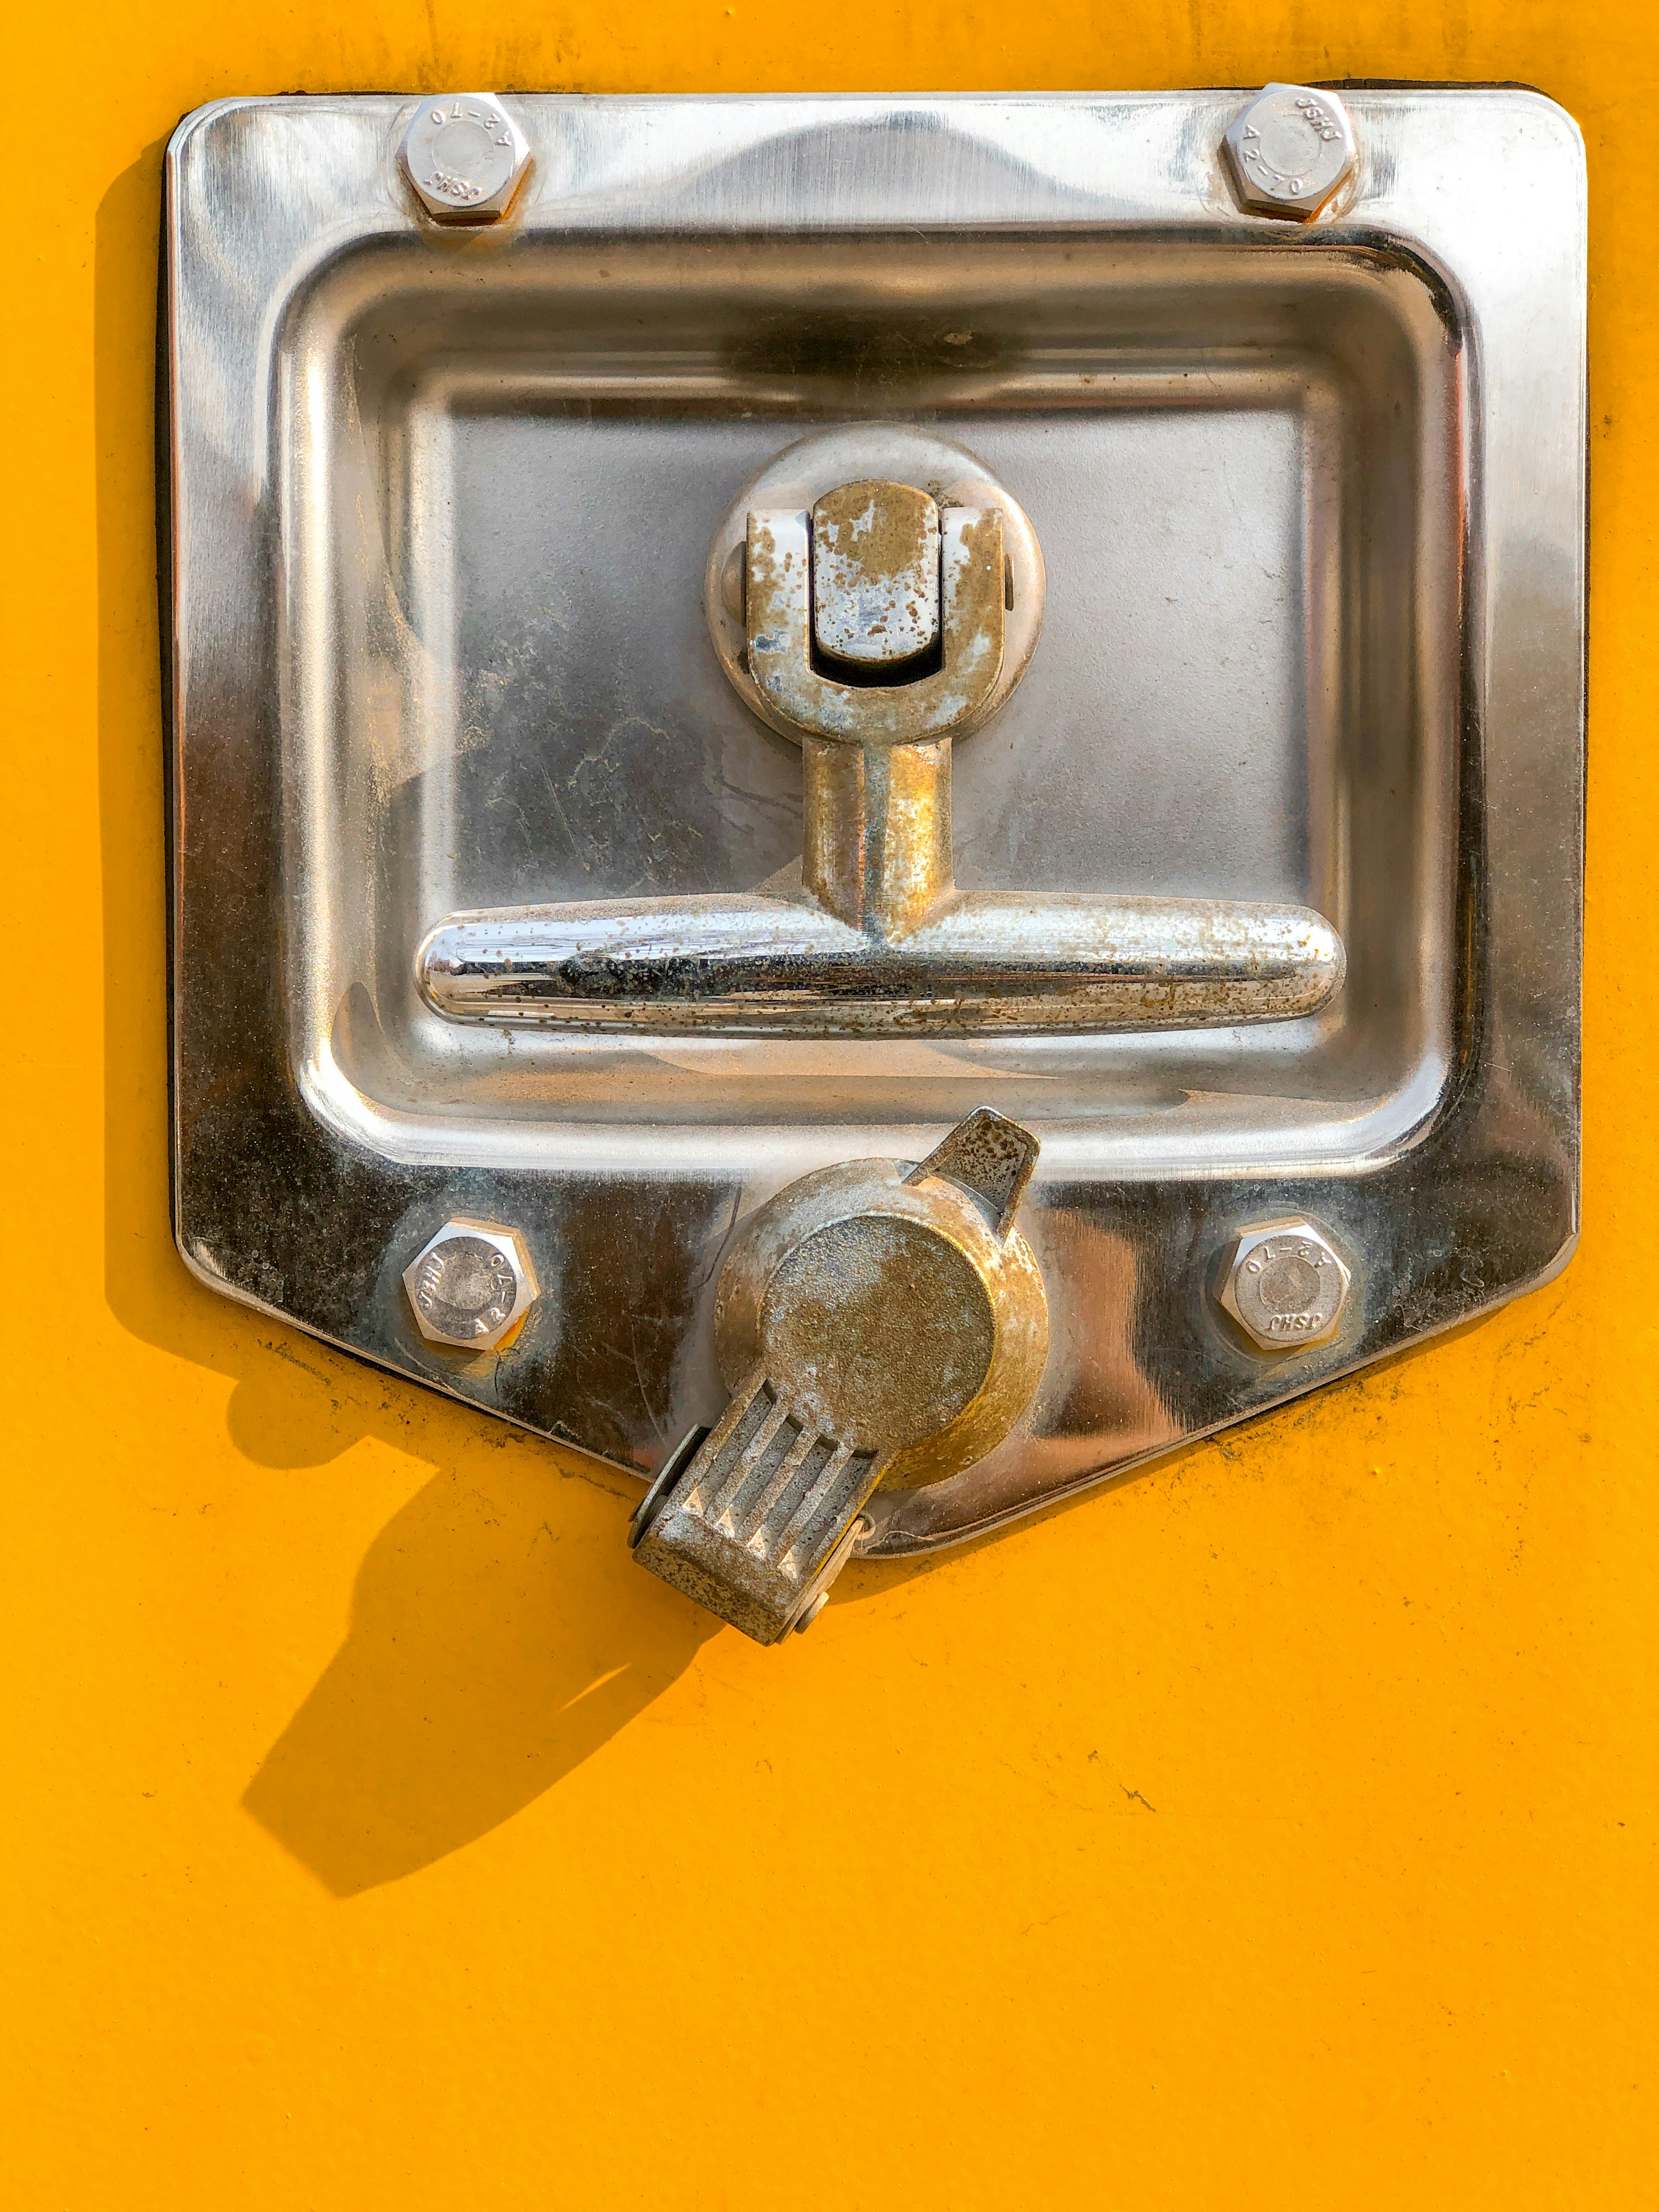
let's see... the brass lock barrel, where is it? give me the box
[630,1107,1048,1643]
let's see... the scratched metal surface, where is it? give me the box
[292,277,1453,1165]
[167,92,1583,1549]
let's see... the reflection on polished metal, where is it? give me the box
[399,94,531,222]
[418,438,1346,1036]
[1218,1219,1351,1351]
[1222,84,1358,221]
[168,93,1584,1559]
[419,893,1345,1035]
[401,1218,539,1350]
[632,1110,1047,1642]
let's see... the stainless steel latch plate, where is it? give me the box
[166,90,1584,1563]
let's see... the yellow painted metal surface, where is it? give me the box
[3,6,1652,2206]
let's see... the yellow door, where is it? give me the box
[6,7,1649,2208]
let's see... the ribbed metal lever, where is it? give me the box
[628,1374,882,1643]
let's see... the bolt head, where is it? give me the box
[403,1218,539,1350]
[1222,83,1357,222]
[400,95,531,223]
[1218,1218,1351,1352]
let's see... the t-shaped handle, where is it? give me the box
[416,430,1346,1036]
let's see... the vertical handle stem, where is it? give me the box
[802,736,953,939]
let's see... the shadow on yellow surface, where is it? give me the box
[242,1460,720,1894]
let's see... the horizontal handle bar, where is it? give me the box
[418,892,1344,1038]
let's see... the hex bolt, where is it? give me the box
[403,1218,539,1350]
[1218,1218,1351,1351]
[1222,83,1357,221]
[399,95,531,223]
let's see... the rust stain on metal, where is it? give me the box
[810,479,942,669]
[746,497,1006,746]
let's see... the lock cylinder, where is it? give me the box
[630,1108,1047,1643]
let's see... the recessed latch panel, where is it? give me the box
[167,88,1584,1642]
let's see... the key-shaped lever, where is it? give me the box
[418,428,1345,1035]
[630,1108,1048,1643]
